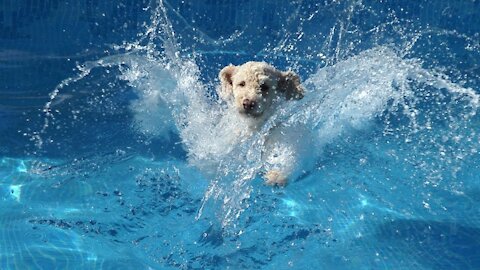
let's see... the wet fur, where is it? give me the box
[218,61,304,186]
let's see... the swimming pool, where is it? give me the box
[1,0,479,269]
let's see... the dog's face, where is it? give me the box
[218,62,304,117]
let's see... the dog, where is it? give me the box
[218,61,306,186]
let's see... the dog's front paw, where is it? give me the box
[264,170,287,186]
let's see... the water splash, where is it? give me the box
[32,0,480,231]
[191,46,479,227]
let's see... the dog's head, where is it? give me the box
[218,62,304,117]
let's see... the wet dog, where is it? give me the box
[218,61,305,186]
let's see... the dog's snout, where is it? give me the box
[243,99,256,111]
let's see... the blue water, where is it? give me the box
[1,0,480,269]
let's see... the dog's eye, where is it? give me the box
[260,84,269,92]
[238,81,245,87]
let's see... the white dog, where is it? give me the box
[218,61,309,186]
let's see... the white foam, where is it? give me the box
[121,58,178,139]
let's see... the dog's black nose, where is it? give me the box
[243,99,256,111]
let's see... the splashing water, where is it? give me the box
[30,1,480,232]
[7,3,477,269]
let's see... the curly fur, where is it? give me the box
[218,61,305,186]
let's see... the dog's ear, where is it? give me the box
[218,64,237,100]
[278,71,304,100]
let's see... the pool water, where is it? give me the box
[1,0,479,269]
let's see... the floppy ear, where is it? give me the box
[278,71,304,100]
[218,65,237,100]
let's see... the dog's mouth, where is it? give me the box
[242,104,264,116]
[239,108,263,117]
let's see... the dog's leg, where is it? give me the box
[264,170,287,186]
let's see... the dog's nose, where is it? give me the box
[243,99,256,111]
